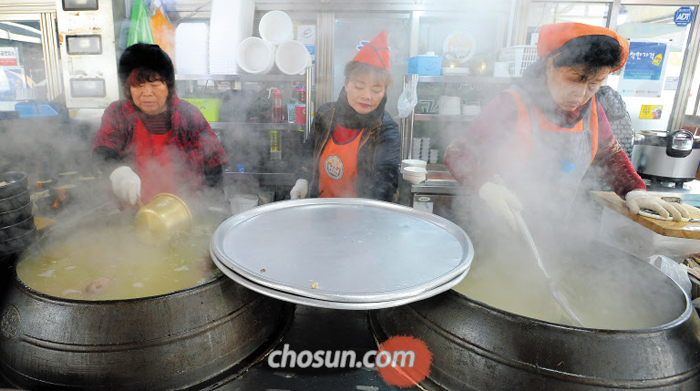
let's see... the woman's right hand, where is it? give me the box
[110,166,141,205]
[290,179,308,199]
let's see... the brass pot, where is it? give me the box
[134,193,192,245]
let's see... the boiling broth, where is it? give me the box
[452,236,685,330]
[17,224,221,301]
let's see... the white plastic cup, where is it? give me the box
[229,194,259,215]
[275,40,311,75]
[259,10,294,45]
[236,37,276,74]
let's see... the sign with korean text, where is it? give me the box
[619,41,669,98]
[0,47,19,66]
[640,105,663,120]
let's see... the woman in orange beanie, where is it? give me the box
[290,31,400,201]
[444,22,693,231]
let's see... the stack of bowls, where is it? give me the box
[403,167,427,184]
[0,171,36,262]
[401,159,427,173]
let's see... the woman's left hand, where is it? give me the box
[624,190,691,221]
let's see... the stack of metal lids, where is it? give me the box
[0,171,36,262]
[210,198,474,310]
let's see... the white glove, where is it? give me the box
[290,179,308,200]
[478,181,523,231]
[625,190,690,221]
[110,166,141,205]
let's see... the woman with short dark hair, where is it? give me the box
[444,23,692,230]
[290,31,400,201]
[92,43,226,206]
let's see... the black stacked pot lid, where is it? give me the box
[0,171,36,259]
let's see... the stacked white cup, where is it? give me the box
[428,149,439,164]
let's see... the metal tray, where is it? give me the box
[211,251,469,310]
[211,198,473,303]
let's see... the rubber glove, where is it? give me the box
[110,166,141,205]
[625,190,688,221]
[478,181,523,231]
[290,179,308,200]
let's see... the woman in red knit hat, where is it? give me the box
[290,31,400,201]
[444,23,694,232]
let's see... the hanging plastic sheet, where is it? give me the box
[127,0,154,46]
[149,0,176,62]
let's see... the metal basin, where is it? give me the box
[370,243,700,390]
[0,209,294,390]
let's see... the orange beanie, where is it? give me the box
[538,22,629,71]
[352,31,390,71]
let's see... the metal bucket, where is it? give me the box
[370,243,700,390]
[0,209,294,390]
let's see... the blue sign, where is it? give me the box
[624,41,667,81]
[674,6,694,27]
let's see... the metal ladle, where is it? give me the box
[513,210,586,327]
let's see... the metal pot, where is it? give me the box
[370,243,700,390]
[0,209,294,390]
[630,129,700,185]
[134,193,193,246]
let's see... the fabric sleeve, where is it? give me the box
[91,101,131,174]
[368,112,400,201]
[444,92,519,190]
[92,101,130,158]
[592,102,646,197]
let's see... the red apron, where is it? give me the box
[318,128,362,198]
[134,118,177,203]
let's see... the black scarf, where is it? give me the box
[334,87,387,130]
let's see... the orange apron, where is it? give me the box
[318,129,362,198]
[500,87,600,220]
[134,118,177,203]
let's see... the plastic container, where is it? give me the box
[408,55,443,76]
[259,10,293,45]
[275,40,311,75]
[236,37,276,75]
[14,102,62,118]
[229,194,259,215]
[499,45,538,77]
[295,105,306,124]
[270,88,284,123]
[181,98,222,122]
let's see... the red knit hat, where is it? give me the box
[352,31,390,71]
[538,22,629,72]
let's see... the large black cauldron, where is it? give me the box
[0,208,294,390]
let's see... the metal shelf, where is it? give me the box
[414,75,516,84]
[224,171,296,186]
[176,74,305,83]
[414,114,478,122]
[210,122,304,131]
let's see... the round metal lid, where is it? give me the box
[211,251,469,310]
[211,198,473,303]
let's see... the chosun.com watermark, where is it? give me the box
[267,335,434,387]
[268,343,416,369]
